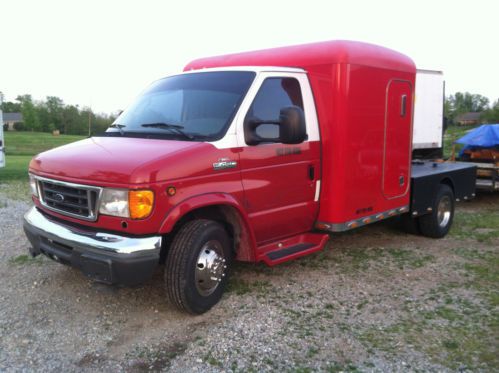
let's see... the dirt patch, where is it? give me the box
[0,191,497,371]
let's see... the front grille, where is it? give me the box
[37,178,101,221]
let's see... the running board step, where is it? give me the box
[257,232,329,266]
[267,243,315,260]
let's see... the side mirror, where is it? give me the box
[244,106,307,145]
[279,106,307,144]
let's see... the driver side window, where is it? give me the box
[245,77,304,143]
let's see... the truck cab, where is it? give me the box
[23,41,476,314]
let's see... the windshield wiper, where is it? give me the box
[109,123,126,135]
[140,122,194,140]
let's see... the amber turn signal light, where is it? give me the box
[129,190,154,219]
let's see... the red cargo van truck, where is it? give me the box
[23,41,475,313]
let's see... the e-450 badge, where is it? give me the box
[213,158,237,171]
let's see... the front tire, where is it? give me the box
[165,219,231,314]
[419,184,455,238]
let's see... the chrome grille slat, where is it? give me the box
[42,186,88,199]
[35,176,102,221]
[45,204,87,216]
[43,191,87,205]
[44,197,90,210]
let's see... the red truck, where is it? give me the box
[23,41,476,314]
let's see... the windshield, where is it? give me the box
[107,71,255,141]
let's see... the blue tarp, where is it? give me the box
[455,124,499,148]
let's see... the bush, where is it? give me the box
[3,123,8,131]
[13,122,25,131]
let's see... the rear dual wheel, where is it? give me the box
[165,219,232,314]
[399,184,454,238]
[419,184,454,238]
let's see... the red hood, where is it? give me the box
[29,136,222,185]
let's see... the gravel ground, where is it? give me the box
[0,187,497,372]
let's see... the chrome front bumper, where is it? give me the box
[23,207,162,285]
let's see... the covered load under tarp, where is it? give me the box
[456,124,499,148]
[455,124,498,191]
[456,124,499,160]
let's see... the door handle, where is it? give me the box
[399,175,405,186]
[400,94,407,117]
[308,165,315,181]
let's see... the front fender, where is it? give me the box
[158,193,257,261]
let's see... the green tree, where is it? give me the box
[480,99,499,123]
[16,94,41,131]
[448,92,489,116]
[35,104,51,132]
[445,92,490,125]
[93,113,114,134]
[80,107,94,136]
[1,100,22,112]
[3,93,115,134]
[62,105,80,134]
[45,96,64,131]
[444,97,453,123]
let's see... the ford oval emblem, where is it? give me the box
[54,193,65,202]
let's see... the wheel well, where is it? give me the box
[440,177,455,195]
[160,205,253,264]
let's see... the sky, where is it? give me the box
[1,0,498,114]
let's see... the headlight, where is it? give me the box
[29,174,39,198]
[99,189,154,219]
[99,189,129,218]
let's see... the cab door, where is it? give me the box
[237,72,321,244]
[383,80,413,199]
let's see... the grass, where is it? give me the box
[0,132,83,199]
[356,246,499,371]
[4,131,85,156]
[226,278,272,296]
[0,180,31,201]
[8,254,44,266]
[450,210,499,243]
[326,362,362,372]
[127,342,187,371]
[298,245,436,274]
[204,352,222,367]
[386,248,435,269]
[225,214,498,371]
[359,311,498,370]
[0,155,32,182]
[0,155,34,201]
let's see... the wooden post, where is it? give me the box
[450,129,456,162]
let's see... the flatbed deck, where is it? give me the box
[465,161,499,191]
[410,161,476,215]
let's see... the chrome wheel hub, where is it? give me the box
[437,195,452,228]
[195,240,227,296]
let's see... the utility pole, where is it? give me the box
[88,109,91,137]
